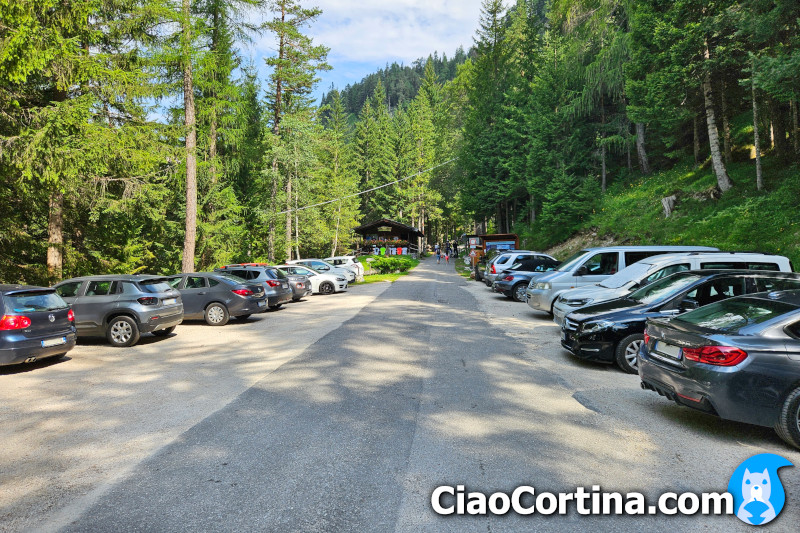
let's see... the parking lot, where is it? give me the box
[2,259,799,532]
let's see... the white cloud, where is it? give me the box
[254,0,483,64]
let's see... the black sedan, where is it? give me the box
[493,260,559,302]
[168,273,267,326]
[0,285,76,366]
[561,270,800,374]
[639,290,800,449]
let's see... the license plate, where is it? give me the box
[561,330,569,342]
[654,341,682,360]
[257,300,266,307]
[282,283,288,289]
[41,337,66,348]
[163,298,177,305]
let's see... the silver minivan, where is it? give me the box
[551,251,793,325]
[525,246,718,315]
[483,251,555,286]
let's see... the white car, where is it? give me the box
[276,265,348,294]
[325,255,364,278]
[287,259,356,282]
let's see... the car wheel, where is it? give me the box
[152,326,176,337]
[615,334,644,374]
[234,314,251,321]
[512,283,528,302]
[269,304,283,310]
[205,303,229,326]
[320,281,334,295]
[775,387,800,450]
[106,316,140,347]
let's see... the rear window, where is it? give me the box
[138,280,173,293]
[3,291,69,313]
[675,298,798,333]
[748,262,780,271]
[624,251,660,265]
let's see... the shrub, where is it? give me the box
[372,256,416,274]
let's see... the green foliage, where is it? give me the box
[371,256,418,274]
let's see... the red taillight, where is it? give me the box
[491,264,496,274]
[232,288,253,296]
[67,309,74,322]
[504,275,514,281]
[265,280,280,288]
[643,328,650,345]
[137,297,158,305]
[0,315,32,330]
[683,346,747,366]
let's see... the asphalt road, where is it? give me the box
[2,259,799,532]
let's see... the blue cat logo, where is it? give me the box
[728,453,793,525]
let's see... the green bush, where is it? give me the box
[372,256,417,274]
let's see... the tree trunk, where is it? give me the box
[752,66,763,191]
[47,190,64,281]
[294,189,300,260]
[769,98,790,158]
[285,175,292,260]
[331,202,341,257]
[272,5,286,136]
[702,39,733,193]
[721,79,732,165]
[268,158,278,263]
[693,114,701,167]
[181,0,198,273]
[635,122,650,175]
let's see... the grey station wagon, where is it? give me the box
[168,273,267,326]
[55,275,183,347]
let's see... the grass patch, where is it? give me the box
[352,272,413,284]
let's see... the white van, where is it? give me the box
[525,246,719,315]
[551,251,793,325]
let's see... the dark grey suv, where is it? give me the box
[54,275,184,347]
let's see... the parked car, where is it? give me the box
[483,251,554,287]
[214,265,293,309]
[0,285,77,365]
[282,271,313,301]
[325,256,365,278]
[492,260,561,302]
[553,251,792,326]
[526,245,719,315]
[276,265,348,294]
[287,259,356,282]
[639,289,800,449]
[168,273,268,326]
[560,270,800,374]
[54,275,183,347]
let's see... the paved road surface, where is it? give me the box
[3,259,799,531]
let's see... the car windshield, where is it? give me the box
[217,273,247,284]
[3,291,69,312]
[599,262,652,289]
[138,280,173,293]
[674,297,799,332]
[557,250,589,272]
[628,272,703,305]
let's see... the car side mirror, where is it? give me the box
[680,298,700,312]
[575,266,588,276]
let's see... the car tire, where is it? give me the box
[615,334,644,374]
[234,314,251,321]
[775,387,800,450]
[205,303,229,326]
[152,326,176,337]
[106,316,140,347]
[511,283,528,302]
[319,282,334,295]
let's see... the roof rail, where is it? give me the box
[685,251,777,256]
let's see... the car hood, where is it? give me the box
[533,271,564,283]
[559,285,629,303]
[567,296,654,323]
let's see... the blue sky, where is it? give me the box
[243,0,486,103]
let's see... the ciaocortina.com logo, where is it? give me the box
[728,453,793,526]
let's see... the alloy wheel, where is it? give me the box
[110,321,132,344]
[625,340,643,369]
[207,305,225,324]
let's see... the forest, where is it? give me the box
[1,0,799,285]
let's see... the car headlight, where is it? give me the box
[564,298,593,307]
[336,277,345,281]
[581,320,615,333]
[533,282,551,290]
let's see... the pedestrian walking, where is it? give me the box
[436,249,441,264]
[445,251,450,264]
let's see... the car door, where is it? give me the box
[71,279,118,334]
[180,276,209,318]
[575,251,620,286]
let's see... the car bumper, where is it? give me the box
[0,331,77,365]
[268,291,294,306]
[493,280,514,295]
[559,327,616,362]
[638,347,782,427]
[139,306,184,333]
[526,289,553,312]
[231,297,269,315]
[552,301,578,326]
